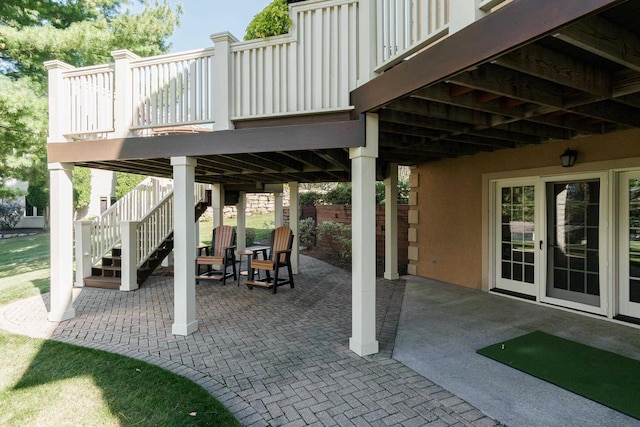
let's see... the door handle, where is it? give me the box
[539,240,543,250]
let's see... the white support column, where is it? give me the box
[274,192,284,227]
[48,162,75,322]
[289,182,300,274]
[211,32,238,131]
[211,183,225,229]
[44,61,75,142]
[237,191,247,251]
[111,50,140,138]
[171,157,198,336]
[384,164,400,280]
[74,220,92,287]
[349,113,379,356]
[120,221,139,291]
[449,0,487,34]
[357,0,378,86]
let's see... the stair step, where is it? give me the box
[84,276,121,289]
[100,266,122,271]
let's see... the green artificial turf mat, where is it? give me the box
[477,330,640,420]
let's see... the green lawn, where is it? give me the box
[199,212,275,246]
[0,330,240,426]
[0,233,240,426]
[0,234,50,306]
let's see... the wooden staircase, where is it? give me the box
[84,192,211,290]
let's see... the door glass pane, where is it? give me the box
[500,185,535,284]
[628,179,640,303]
[547,180,600,307]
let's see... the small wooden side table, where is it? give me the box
[236,249,254,286]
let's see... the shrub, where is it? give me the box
[0,202,24,229]
[115,172,145,200]
[323,183,351,205]
[317,221,351,259]
[72,167,92,210]
[300,191,322,207]
[375,179,410,204]
[246,229,256,247]
[244,0,292,40]
[298,217,316,249]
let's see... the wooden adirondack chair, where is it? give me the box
[196,225,237,285]
[245,226,294,294]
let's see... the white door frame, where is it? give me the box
[492,179,540,297]
[618,170,640,318]
[491,172,610,316]
[538,172,609,316]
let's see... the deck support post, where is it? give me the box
[275,191,284,227]
[212,183,225,229]
[48,162,76,322]
[171,156,198,336]
[289,182,300,274]
[120,221,140,291]
[74,220,92,287]
[384,163,400,280]
[237,191,247,251]
[349,113,379,356]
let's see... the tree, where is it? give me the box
[244,0,291,40]
[115,172,145,200]
[72,167,92,210]
[0,0,181,210]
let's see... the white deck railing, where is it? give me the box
[63,65,114,135]
[231,0,358,120]
[89,177,173,265]
[48,0,510,139]
[376,0,449,71]
[131,48,216,129]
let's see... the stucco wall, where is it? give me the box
[411,128,640,290]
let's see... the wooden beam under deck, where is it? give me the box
[48,120,364,164]
[351,0,624,116]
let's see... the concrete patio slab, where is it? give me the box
[395,276,640,427]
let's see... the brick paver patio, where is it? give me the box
[0,255,500,426]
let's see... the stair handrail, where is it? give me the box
[89,176,173,265]
[134,183,209,268]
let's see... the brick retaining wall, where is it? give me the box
[312,204,409,267]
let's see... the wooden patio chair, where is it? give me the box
[196,225,237,285]
[245,226,294,294]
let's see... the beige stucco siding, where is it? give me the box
[412,128,640,290]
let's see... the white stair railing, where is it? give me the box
[119,183,209,291]
[135,182,208,267]
[135,192,174,268]
[88,177,173,265]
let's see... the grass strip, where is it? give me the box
[0,330,240,426]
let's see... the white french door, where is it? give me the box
[619,171,640,318]
[494,181,538,297]
[540,176,608,315]
[493,174,608,315]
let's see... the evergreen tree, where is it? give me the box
[0,0,181,208]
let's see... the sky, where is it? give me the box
[165,0,273,52]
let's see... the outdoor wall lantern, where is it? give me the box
[560,148,578,167]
